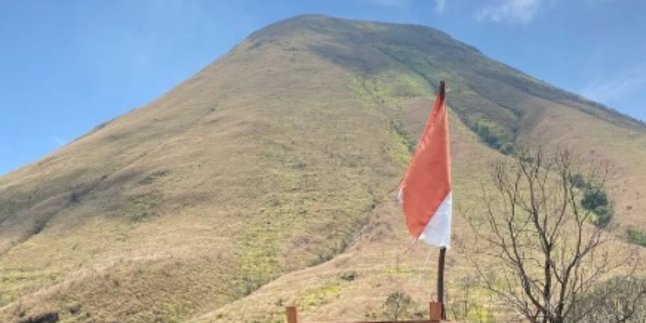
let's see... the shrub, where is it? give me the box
[581,186,610,210]
[470,122,516,156]
[500,142,516,156]
[339,271,357,282]
[382,291,416,321]
[581,184,613,227]
[568,173,587,189]
[571,174,613,228]
[627,227,646,247]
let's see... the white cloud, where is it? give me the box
[51,136,68,147]
[435,0,447,13]
[361,0,411,7]
[580,70,646,104]
[476,0,542,24]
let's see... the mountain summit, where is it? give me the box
[1,15,644,322]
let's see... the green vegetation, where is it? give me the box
[349,71,429,108]
[569,172,587,189]
[236,220,283,296]
[346,35,528,158]
[582,185,613,227]
[298,282,342,309]
[448,277,496,323]
[382,291,416,321]
[0,198,20,224]
[389,119,414,153]
[363,291,425,321]
[450,302,495,323]
[127,190,164,221]
[569,174,613,227]
[386,119,414,165]
[0,268,60,307]
[627,227,646,247]
[469,121,516,155]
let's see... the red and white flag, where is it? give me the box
[399,81,452,248]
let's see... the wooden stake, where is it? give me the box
[429,302,443,321]
[286,306,298,323]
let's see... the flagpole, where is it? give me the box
[437,246,446,320]
[437,81,447,320]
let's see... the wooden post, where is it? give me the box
[286,306,298,323]
[437,247,447,320]
[429,302,444,321]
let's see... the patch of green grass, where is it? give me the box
[0,195,38,229]
[386,121,413,166]
[464,305,495,323]
[0,268,61,306]
[126,190,164,221]
[299,281,342,310]
[384,265,416,277]
[349,71,429,108]
[448,291,497,323]
[235,214,289,296]
[159,301,195,323]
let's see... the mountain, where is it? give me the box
[0,15,644,322]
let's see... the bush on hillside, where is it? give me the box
[469,122,516,156]
[568,173,613,228]
[581,184,613,227]
[568,173,587,189]
[627,227,646,247]
[381,291,421,321]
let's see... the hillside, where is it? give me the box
[0,15,644,322]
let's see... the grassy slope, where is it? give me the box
[191,17,646,322]
[0,19,397,322]
[0,15,644,322]
[289,15,646,230]
[194,100,509,322]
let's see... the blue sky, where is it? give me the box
[1,0,645,175]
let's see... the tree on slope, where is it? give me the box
[468,149,644,323]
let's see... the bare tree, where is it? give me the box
[574,276,646,322]
[467,149,644,323]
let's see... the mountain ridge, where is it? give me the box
[254,15,644,132]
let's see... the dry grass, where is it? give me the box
[0,15,644,322]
